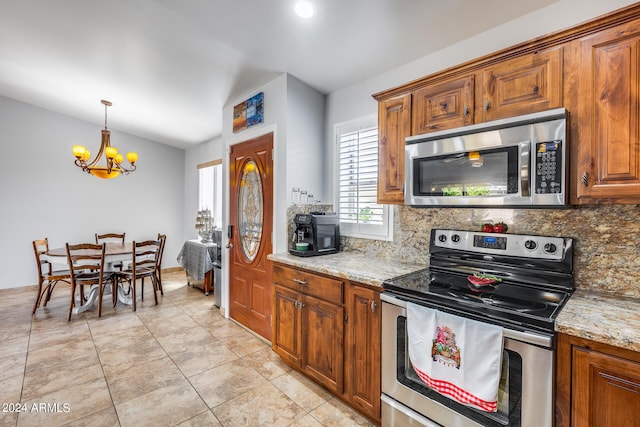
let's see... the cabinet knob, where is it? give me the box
[371,300,377,312]
[483,100,490,112]
[293,278,308,285]
[581,171,590,187]
[464,106,470,117]
[440,102,447,110]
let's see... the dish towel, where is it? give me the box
[407,302,504,412]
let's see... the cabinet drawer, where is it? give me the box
[273,264,344,305]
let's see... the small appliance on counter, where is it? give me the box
[289,212,340,257]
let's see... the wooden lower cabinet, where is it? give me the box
[556,333,640,426]
[345,284,381,420]
[272,284,302,367]
[302,294,344,393]
[272,262,382,423]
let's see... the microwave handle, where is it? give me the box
[520,141,531,197]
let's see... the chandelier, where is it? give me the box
[72,100,138,179]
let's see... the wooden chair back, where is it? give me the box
[95,233,125,245]
[32,238,71,314]
[155,234,167,294]
[156,234,166,269]
[33,238,51,279]
[65,242,107,320]
[130,240,160,276]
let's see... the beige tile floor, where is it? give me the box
[0,271,376,427]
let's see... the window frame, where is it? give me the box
[334,115,393,242]
[197,159,223,227]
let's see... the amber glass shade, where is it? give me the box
[126,152,138,164]
[72,145,86,158]
[105,146,118,159]
[89,168,121,179]
[114,153,123,164]
[81,150,91,161]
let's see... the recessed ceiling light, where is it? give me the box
[294,1,314,18]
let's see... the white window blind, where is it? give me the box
[337,118,392,240]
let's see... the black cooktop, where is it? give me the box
[383,229,574,333]
[384,268,570,332]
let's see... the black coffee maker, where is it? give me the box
[290,212,340,257]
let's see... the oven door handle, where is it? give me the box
[381,292,553,348]
[381,394,442,427]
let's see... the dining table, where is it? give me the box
[45,243,134,315]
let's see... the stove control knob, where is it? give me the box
[544,243,557,254]
[524,240,537,250]
[451,234,461,243]
[438,234,447,243]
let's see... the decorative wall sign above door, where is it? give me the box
[233,92,264,133]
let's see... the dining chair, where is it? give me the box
[155,233,167,295]
[32,238,71,314]
[113,240,160,311]
[65,242,112,321]
[95,232,126,270]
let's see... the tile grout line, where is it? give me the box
[134,300,218,426]
[85,315,122,427]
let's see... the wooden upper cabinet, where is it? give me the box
[570,18,640,203]
[481,47,563,121]
[412,75,474,134]
[377,94,411,205]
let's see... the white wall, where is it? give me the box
[323,0,639,198]
[286,75,326,203]
[0,96,185,289]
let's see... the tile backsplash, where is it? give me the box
[287,204,640,298]
[342,205,640,298]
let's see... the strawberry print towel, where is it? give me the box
[407,302,504,412]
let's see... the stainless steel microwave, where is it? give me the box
[405,108,568,207]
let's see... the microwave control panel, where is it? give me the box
[535,140,563,194]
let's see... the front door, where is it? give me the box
[228,132,273,340]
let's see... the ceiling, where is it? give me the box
[0,0,560,149]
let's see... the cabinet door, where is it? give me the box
[345,284,381,421]
[377,94,411,205]
[573,346,640,426]
[272,285,302,367]
[571,20,640,203]
[302,294,344,393]
[481,47,563,121]
[412,75,474,134]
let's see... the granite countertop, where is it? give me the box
[556,289,640,352]
[268,252,425,287]
[269,251,640,352]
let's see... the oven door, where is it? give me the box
[381,294,554,427]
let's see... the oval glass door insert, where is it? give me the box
[238,160,263,261]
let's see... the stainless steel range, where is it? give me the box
[381,229,574,427]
